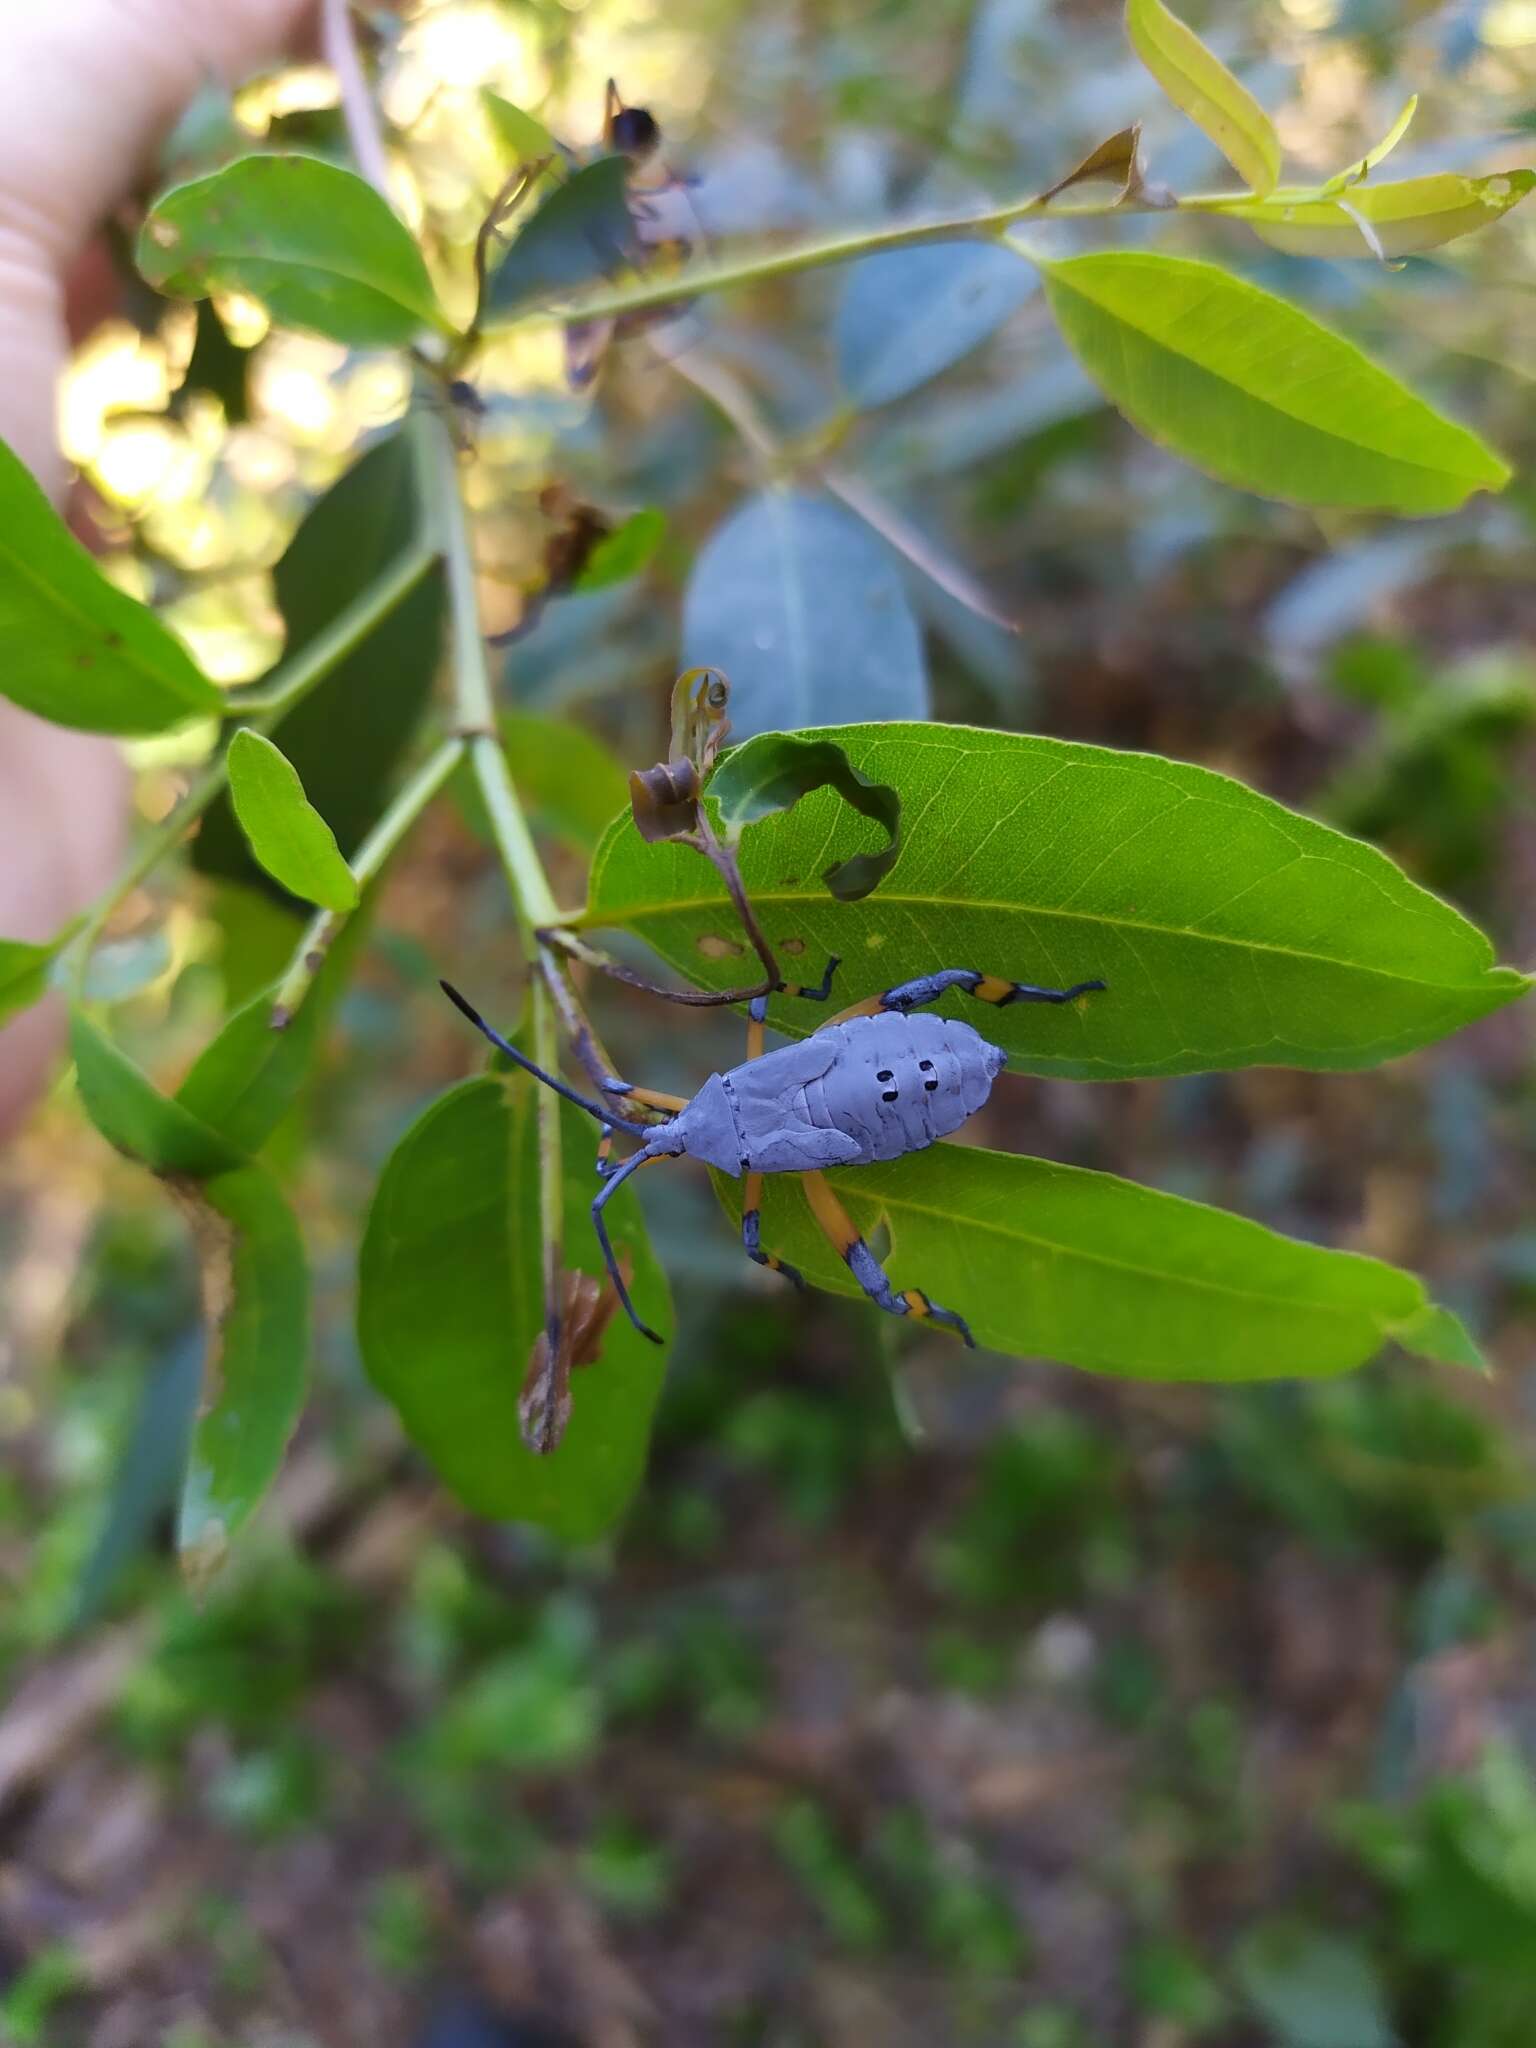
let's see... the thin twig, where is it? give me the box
[321,0,394,203]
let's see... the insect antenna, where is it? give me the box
[591,1147,664,1344]
[440,982,651,1135]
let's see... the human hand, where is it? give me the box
[0,0,314,1134]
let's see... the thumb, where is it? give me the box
[0,0,314,491]
[0,0,314,1139]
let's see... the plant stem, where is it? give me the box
[270,736,464,1028]
[66,542,438,991]
[479,185,1250,336]
[321,0,394,202]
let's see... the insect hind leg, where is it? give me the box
[801,1171,974,1349]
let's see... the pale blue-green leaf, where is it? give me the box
[682,491,929,739]
[834,243,1035,408]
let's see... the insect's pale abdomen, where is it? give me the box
[669,1010,1006,1174]
[805,1011,1004,1163]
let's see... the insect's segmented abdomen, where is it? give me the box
[720,1011,1005,1172]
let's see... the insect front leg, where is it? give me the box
[800,1171,975,1349]
[741,1170,807,1292]
[594,1083,687,1176]
[828,966,1104,1026]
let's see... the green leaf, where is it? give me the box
[0,937,60,1026]
[571,508,667,592]
[711,1141,1482,1381]
[1321,94,1418,193]
[0,436,222,735]
[176,1162,308,1586]
[194,432,446,899]
[485,156,635,317]
[708,732,901,903]
[1125,0,1281,195]
[359,1078,671,1539]
[1233,1926,1395,2048]
[500,712,630,854]
[227,730,360,911]
[682,491,929,740]
[175,900,371,1155]
[481,91,558,164]
[582,722,1529,1079]
[1218,170,1534,260]
[68,1010,309,1582]
[138,154,448,347]
[71,1009,240,1175]
[1041,252,1510,514]
[834,244,1036,409]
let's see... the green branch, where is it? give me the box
[480,185,1246,336]
[66,541,439,991]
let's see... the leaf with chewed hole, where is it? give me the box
[227,730,359,912]
[708,732,901,902]
[583,721,1529,1079]
[1217,170,1534,260]
[0,436,222,735]
[711,1143,1486,1382]
[359,1079,671,1538]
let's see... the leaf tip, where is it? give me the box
[1394,1301,1490,1376]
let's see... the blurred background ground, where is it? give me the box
[4,0,1536,2042]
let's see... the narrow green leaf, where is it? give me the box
[227,730,360,911]
[708,732,901,902]
[485,156,635,317]
[1125,0,1282,195]
[72,1334,202,1627]
[499,712,630,854]
[138,154,448,348]
[1041,251,1510,513]
[0,937,60,1026]
[0,437,221,735]
[359,1078,671,1539]
[1218,170,1534,260]
[582,722,1529,1079]
[194,432,447,899]
[571,508,667,592]
[712,1142,1484,1381]
[176,1162,309,1587]
[71,1009,240,1175]
[682,491,929,739]
[69,1010,308,1580]
[1322,95,1418,194]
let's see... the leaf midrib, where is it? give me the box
[1048,265,1495,484]
[829,1154,1405,1329]
[587,883,1507,998]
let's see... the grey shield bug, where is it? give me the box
[442,960,1105,1350]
